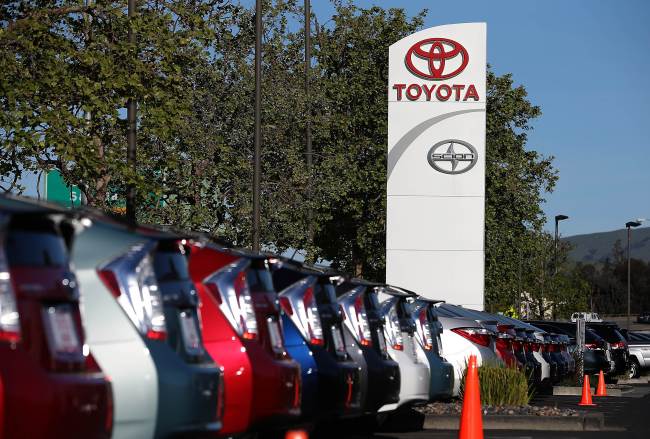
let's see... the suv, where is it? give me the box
[408,298,454,401]
[336,279,401,412]
[377,285,431,410]
[188,243,301,435]
[587,322,629,377]
[272,262,364,419]
[76,215,224,438]
[0,196,112,438]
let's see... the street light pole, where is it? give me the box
[626,220,642,331]
[304,0,313,257]
[126,0,137,225]
[554,214,569,276]
[553,215,569,320]
[252,0,262,252]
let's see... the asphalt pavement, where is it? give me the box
[308,384,650,439]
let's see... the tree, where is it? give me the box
[312,2,425,279]
[484,71,558,310]
[0,0,229,208]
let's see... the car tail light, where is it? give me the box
[611,341,627,349]
[452,327,491,347]
[415,308,434,351]
[98,242,167,341]
[301,286,324,346]
[351,295,372,347]
[383,306,404,351]
[292,371,301,409]
[0,252,20,343]
[202,258,259,341]
[278,277,325,347]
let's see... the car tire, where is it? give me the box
[629,358,640,379]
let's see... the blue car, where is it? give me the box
[271,260,364,421]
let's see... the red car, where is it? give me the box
[0,197,112,438]
[188,242,301,435]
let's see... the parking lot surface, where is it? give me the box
[308,384,650,439]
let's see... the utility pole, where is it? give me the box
[252,0,262,252]
[626,220,642,331]
[553,214,569,320]
[126,0,137,225]
[304,0,313,258]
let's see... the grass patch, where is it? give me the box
[460,363,532,406]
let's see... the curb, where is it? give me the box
[553,386,625,397]
[423,413,605,431]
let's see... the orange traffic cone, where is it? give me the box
[578,375,596,406]
[595,370,607,396]
[285,430,308,439]
[459,354,483,439]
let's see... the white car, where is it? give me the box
[72,216,159,439]
[434,314,500,396]
[377,286,430,411]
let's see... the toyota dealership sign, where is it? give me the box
[386,23,486,309]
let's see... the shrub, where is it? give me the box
[459,362,532,406]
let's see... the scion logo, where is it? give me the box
[427,139,478,175]
[405,38,469,80]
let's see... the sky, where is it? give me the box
[18,0,650,237]
[306,0,650,237]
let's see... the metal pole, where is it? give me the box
[126,0,137,225]
[252,0,262,252]
[554,218,559,276]
[304,0,313,255]
[627,225,631,332]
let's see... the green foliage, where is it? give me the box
[460,363,532,406]
[1,1,571,306]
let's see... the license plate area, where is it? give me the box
[42,304,83,361]
[267,316,284,354]
[331,325,346,355]
[377,327,388,354]
[179,310,203,356]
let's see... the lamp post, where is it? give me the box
[126,0,137,225]
[252,0,262,252]
[553,215,569,320]
[554,215,569,275]
[626,220,642,331]
[304,0,313,257]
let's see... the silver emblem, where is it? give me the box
[427,139,478,175]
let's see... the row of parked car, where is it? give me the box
[0,194,632,438]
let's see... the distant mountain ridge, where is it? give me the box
[564,226,650,264]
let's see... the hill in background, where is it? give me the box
[564,226,650,263]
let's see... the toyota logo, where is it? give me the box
[405,38,469,80]
[427,139,478,175]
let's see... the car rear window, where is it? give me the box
[315,283,337,305]
[589,325,625,343]
[246,268,275,292]
[154,251,190,281]
[6,230,68,268]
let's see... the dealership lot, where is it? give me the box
[320,384,650,439]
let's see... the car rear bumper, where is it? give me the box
[0,349,112,439]
[381,348,430,411]
[424,353,454,401]
[147,340,223,438]
[245,340,302,427]
[363,347,401,411]
[584,350,611,375]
